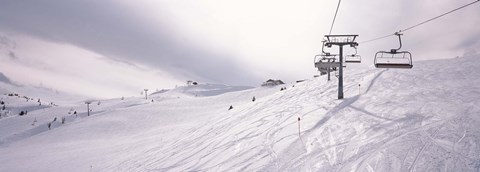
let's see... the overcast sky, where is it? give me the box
[0,0,479,98]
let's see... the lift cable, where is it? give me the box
[360,0,480,44]
[329,0,342,35]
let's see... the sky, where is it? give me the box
[0,0,479,98]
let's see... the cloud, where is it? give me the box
[0,0,262,86]
[0,0,479,93]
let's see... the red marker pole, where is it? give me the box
[297,117,301,137]
[358,84,361,95]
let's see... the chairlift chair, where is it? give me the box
[314,54,340,69]
[345,47,361,63]
[374,32,413,69]
[314,40,340,69]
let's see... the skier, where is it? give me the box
[252,96,256,102]
[228,105,233,110]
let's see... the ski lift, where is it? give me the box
[314,53,340,76]
[314,40,340,71]
[345,47,361,63]
[374,32,413,69]
[314,55,340,69]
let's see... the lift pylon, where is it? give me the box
[324,34,359,99]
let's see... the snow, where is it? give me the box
[1,55,480,171]
[151,83,253,98]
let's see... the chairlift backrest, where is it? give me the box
[345,54,361,63]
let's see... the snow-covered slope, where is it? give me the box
[1,55,480,171]
[0,77,85,105]
[151,83,253,98]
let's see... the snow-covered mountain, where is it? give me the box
[1,54,479,171]
[0,73,86,105]
[151,83,253,98]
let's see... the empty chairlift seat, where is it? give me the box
[374,50,413,68]
[373,32,413,69]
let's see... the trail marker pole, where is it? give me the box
[358,84,361,95]
[297,117,301,137]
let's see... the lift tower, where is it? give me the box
[324,35,358,99]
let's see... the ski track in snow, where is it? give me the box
[1,55,480,171]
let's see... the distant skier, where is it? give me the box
[53,117,57,122]
[228,105,233,110]
[252,96,256,102]
[48,122,51,130]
